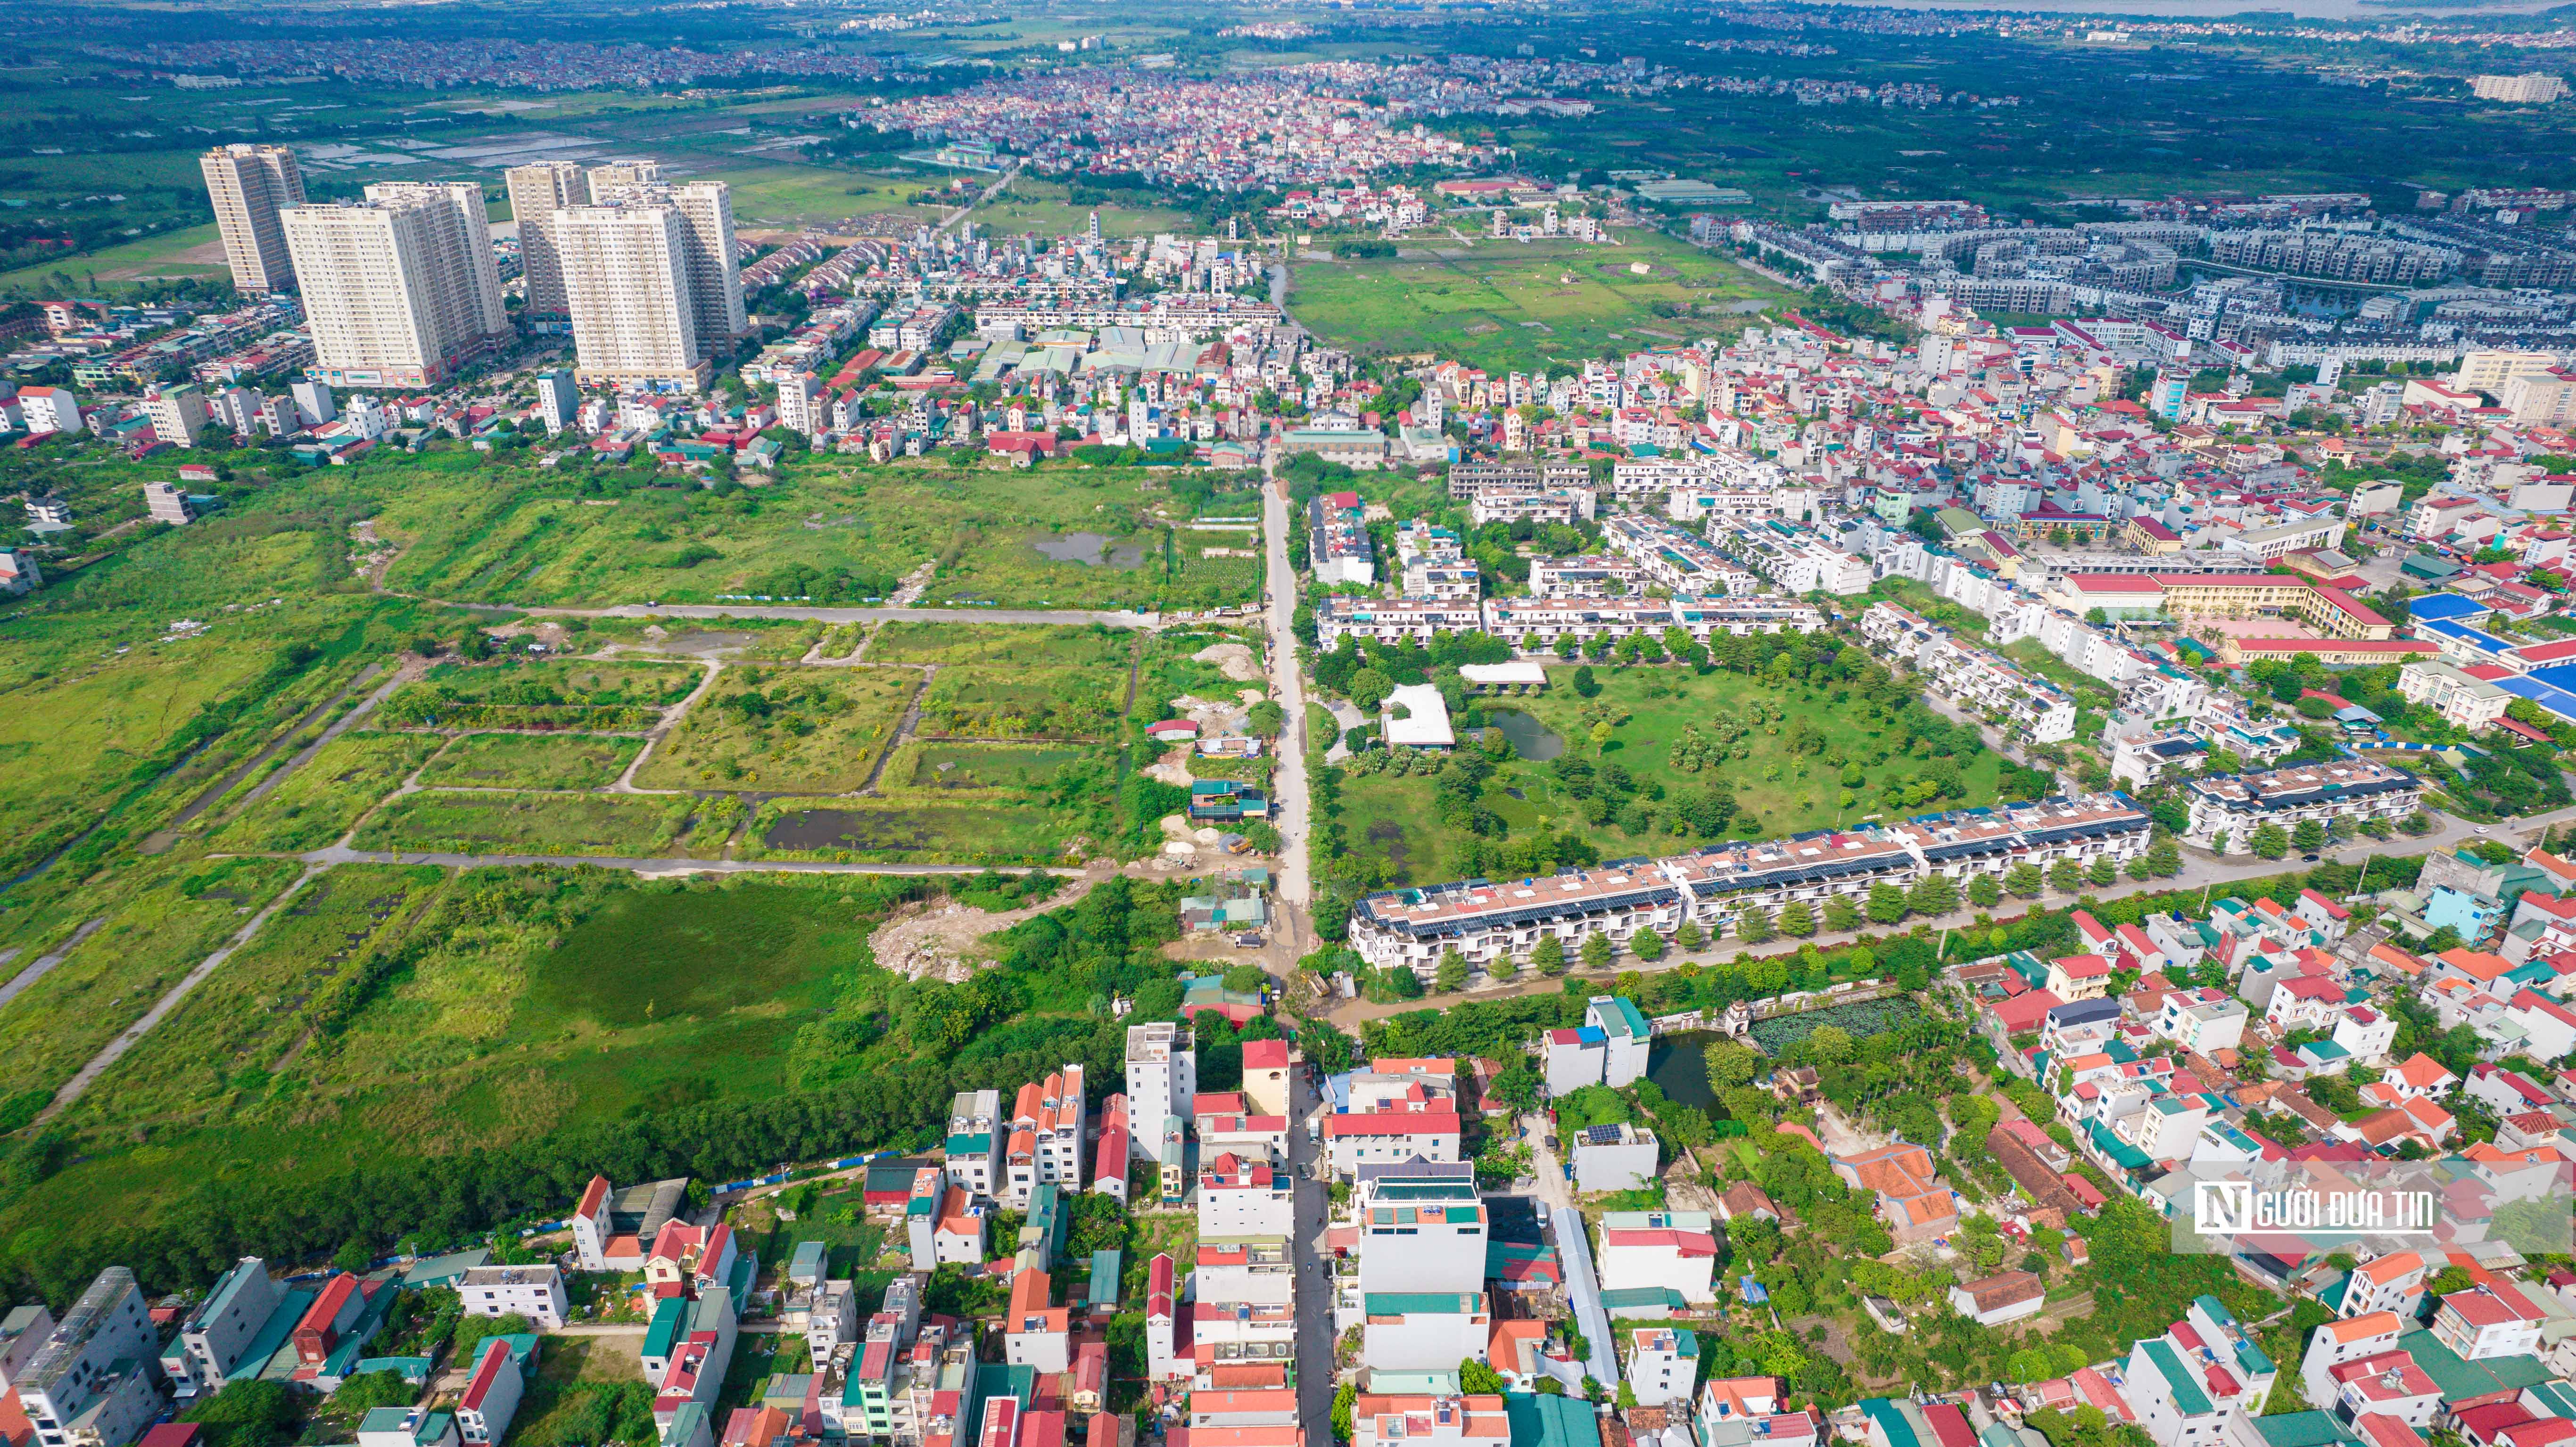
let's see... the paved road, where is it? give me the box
[1263,478,1315,945]
[534,602,1168,628]
[1524,1116,1618,1388]
[295,845,1094,878]
[1290,1069,1333,1447]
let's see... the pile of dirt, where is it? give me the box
[868,878,1100,980]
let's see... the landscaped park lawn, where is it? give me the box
[417,733,648,790]
[1287,232,1798,374]
[634,665,916,792]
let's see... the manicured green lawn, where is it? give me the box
[1287,232,1798,373]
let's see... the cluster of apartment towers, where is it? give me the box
[200,144,748,394]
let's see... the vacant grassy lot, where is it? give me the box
[13,873,913,1251]
[203,732,444,854]
[751,797,1075,864]
[0,854,312,1112]
[963,175,1197,238]
[418,733,646,790]
[635,665,915,792]
[867,623,1133,668]
[917,667,1127,742]
[74,864,445,1134]
[352,790,725,858]
[1288,232,1796,374]
[380,658,701,732]
[884,741,1090,797]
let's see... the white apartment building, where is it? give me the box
[144,388,208,449]
[201,144,306,295]
[777,373,826,438]
[504,161,587,321]
[1348,794,2147,970]
[283,183,509,390]
[2397,661,2515,732]
[2154,987,2248,1054]
[457,1265,569,1330]
[1125,1023,1195,1166]
[558,203,708,393]
[1193,1238,1295,1307]
[1313,597,1484,648]
[2182,761,2425,851]
[20,1268,161,1447]
[1859,604,2073,744]
[1707,517,1873,595]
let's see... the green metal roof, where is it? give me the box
[2140,1339,2213,1417]
[2247,1414,2356,1447]
[1364,1292,1483,1315]
[1860,1399,1918,1447]
[1600,1286,1686,1312]
[1595,996,1650,1040]
[644,1298,688,1360]
[2397,1326,2554,1399]
[1503,1392,1601,1447]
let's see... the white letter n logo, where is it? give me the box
[2196,1181,2252,1235]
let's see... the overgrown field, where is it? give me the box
[635,665,915,792]
[351,791,730,858]
[380,658,701,732]
[1287,233,1796,374]
[416,733,646,791]
[203,732,444,853]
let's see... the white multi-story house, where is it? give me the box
[458,1266,568,1330]
[2122,1295,2275,1447]
[2183,761,2425,851]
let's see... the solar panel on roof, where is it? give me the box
[1583,1124,1624,1146]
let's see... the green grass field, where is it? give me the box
[748,797,1077,865]
[634,665,915,792]
[917,666,1127,742]
[9,873,913,1247]
[416,733,646,790]
[867,623,1133,668]
[202,731,444,854]
[1333,663,2012,888]
[883,741,1090,797]
[1287,232,1798,373]
[351,790,726,858]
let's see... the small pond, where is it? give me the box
[1645,1031,1737,1117]
[1032,531,1149,568]
[1485,708,1565,760]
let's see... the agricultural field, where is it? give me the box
[351,790,730,858]
[417,733,647,791]
[634,665,916,792]
[201,732,445,854]
[961,175,1198,239]
[1287,233,1796,374]
[379,658,703,732]
[749,797,1078,865]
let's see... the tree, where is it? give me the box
[1737,905,1776,944]
[1572,665,1601,698]
[1806,1025,1853,1063]
[1824,896,1861,932]
[1866,881,1909,924]
[2088,855,2116,888]
[1633,929,1666,962]
[1246,699,1287,738]
[1909,874,1958,918]
[334,1239,373,1274]
[2049,860,2084,894]
[1333,1381,1358,1443]
[184,1381,303,1447]
[1706,1040,1762,1091]
[1778,900,1816,937]
[1676,921,1705,951]
[1581,932,1613,972]
[1968,873,2003,908]
[1461,1360,1507,1395]
[2293,818,2327,853]
[1348,667,1395,710]
[2005,861,2045,898]
[1535,936,1568,976]
[1222,963,1271,994]
[2250,822,2290,860]
[1435,948,1469,994]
